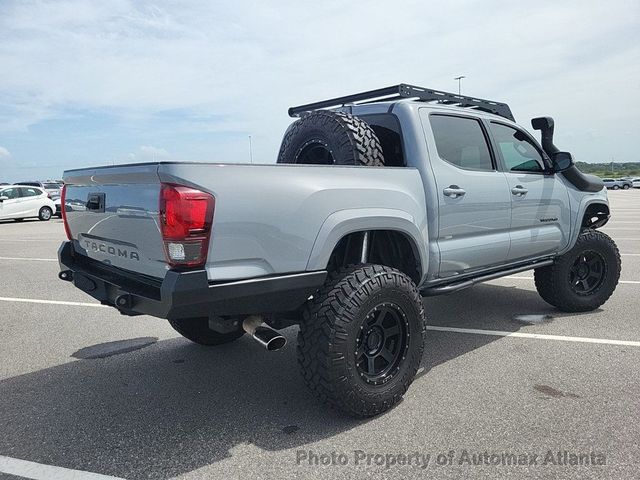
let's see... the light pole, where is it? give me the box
[454,75,466,96]
[248,135,253,164]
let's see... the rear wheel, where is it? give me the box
[534,229,620,312]
[169,317,244,346]
[38,206,52,221]
[612,185,620,190]
[297,264,425,417]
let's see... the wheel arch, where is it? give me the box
[306,208,427,285]
[581,202,610,229]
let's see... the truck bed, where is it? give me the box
[63,162,427,282]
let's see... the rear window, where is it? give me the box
[44,183,61,189]
[429,115,493,171]
[360,114,405,167]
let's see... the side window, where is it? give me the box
[429,115,493,171]
[20,187,40,197]
[490,123,545,173]
[1,188,20,199]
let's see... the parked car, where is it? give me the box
[53,196,62,217]
[43,182,63,197]
[58,83,620,417]
[602,178,632,189]
[0,185,56,221]
[631,178,640,188]
[14,180,62,197]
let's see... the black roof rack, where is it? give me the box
[288,83,515,121]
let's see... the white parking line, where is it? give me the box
[0,238,62,242]
[503,276,640,284]
[0,455,124,480]
[426,326,640,347]
[0,256,58,262]
[0,297,109,308]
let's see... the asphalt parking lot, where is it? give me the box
[1,190,639,480]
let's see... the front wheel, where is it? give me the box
[38,206,52,221]
[612,185,620,190]
[297,264,426,417]
[534,230,621,312]
[623,184,630,190]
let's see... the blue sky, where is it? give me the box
[0,0,639,182]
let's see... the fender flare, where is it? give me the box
[560,196,610,256]
[305,208,428,280]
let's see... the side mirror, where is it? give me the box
[552,151,573,173]
[0,196,8,202]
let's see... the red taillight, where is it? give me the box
[61,185,73,240]
[159,183,215,268]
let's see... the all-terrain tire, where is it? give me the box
[169,317,245,346]
[534,229,621,312]
[297,264,425,417]
[277,110,385,166]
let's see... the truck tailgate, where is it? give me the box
[63,164,168,279]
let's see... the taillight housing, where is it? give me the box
[159,183,215,268]
[60,184,73,240]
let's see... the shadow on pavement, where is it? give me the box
[0,282,559,479]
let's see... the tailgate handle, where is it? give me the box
[86,193,105,212]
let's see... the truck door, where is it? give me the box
[487,121,570,261]
[420,111,512,279]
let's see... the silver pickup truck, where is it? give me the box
[58,84,621,417]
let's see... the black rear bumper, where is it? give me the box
[58,241,326,320]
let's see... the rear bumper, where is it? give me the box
[58,241,326,320]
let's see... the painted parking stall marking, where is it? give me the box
[0,455,125,480]
[426,326,640,347]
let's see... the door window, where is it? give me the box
[1,188,20,199]
[20,187,41,197]
[490,123,545,172]
[429,115,493,171]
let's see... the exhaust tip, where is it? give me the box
[253,326,287,351]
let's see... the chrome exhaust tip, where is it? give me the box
[242,315,287,351]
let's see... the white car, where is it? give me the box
[632,178,640,188]
[0,185,56,222]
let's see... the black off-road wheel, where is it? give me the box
[169,317,244,346]
[534,229,621,312]
[277,110,385,166]
[297,264,425,417]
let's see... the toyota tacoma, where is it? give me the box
[58,84,620,417]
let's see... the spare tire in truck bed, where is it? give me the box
[277,110,385,166]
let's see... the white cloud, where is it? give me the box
[129,145,170,161]
[0,0,638,163]
[0,146,11,159]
